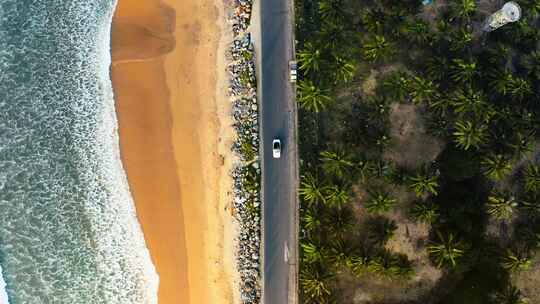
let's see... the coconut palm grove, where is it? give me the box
[296,0,540,303]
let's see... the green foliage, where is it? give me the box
[453,120,487,150]
[410,201,440,223]
[346,255,367,277]
[427,231,466,268]
[323,184,349,208]
[295,0,540,299]
[318,0,348,24]
[302,208,321,233]
[364,190,397,213]
[367,251,415,280]
[302,241,328,264]
[400,18,432,45]
[300,263,334,301]
[524,163,540,193]
[298,80,332,112]
[426,56,448,81]
[449,29,473,52]
[298,42,323,74]
[449,0,476,20]
[486,193,518,220]
[409,76,438,104]
[320,150,353,179]
[381,70,410,101]
[450,59,477,84]
[450,87,491,120]
[408,173,439,197]
[481,154,512,181]
[508,77,532,100]
[328,239,354,269]
[502,249,532,272]
[323,207,355,238]
[300,174,326,206]
[492,284,529,304]
[362,35,394,62]
[330,55,356,83]
[521,50,540,79]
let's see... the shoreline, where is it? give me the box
[111,0,236,303]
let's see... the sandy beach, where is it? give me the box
[111,0,237,303]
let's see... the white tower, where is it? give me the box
[482,1,521,32]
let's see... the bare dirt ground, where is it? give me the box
[384,103,445,170]
[345,182,441,304]
[514,251,540,303]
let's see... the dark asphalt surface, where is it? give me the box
[259,0,298,303]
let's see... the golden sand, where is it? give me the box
[111,0,237,303]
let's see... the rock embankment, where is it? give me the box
[226,0,261,303]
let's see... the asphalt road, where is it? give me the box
[258,0,298,303]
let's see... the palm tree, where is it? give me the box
[331,55,356,84]
[356,159,376,184]
[298,42,323,74]
[449,0,476,21]
[449,29,473,52]
[426,56,448,81]
[522,50,540,79]
[487,193,518,220]
[453,120,487,150]
[302,208,321,233]
[300,174,326,206]
[319,0,347,24]
[365,190,397,213]
[427,231,465,268]
[346,255,367,277]
[361,9,385,34]
[509,132,534,160]
[362,35,394,62]
[368,251,414,279]
[481,154,512,181]
[451,87,487,117]
[508,77,532,100]
[410,201,440,223]
[502,249,532,272]
[300,263,334,300]
[428,95,453,117]
[298,80,331,112]
[324,207,355,238]
[323,184,349,208]
[382,71,410,101]
[524,163,540,193]
[400,19,432,45]
[320,150,354,179]
[410,76,438,104]
[408,173,439,197]
[521,192,540,214]
[489,69,514,96]
[492,284,529,304]
[368,218,398,245]
[319,21,351,52]
[450,59,477,84]
[328,239,354,269]
[301,241,328,264]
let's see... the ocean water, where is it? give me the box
[0,1,158,303]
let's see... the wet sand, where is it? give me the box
[111,0,237,303]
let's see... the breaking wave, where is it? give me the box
[0,1,159,303]
[0,266,8,304]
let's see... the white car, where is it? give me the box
[289,61,297,83]
[272,139,281,158]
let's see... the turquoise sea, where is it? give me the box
[0,1,158,303]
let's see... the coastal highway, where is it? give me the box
[254,0,298,303]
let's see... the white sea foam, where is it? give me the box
[0,266,8,304]
[0,0,159,302]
